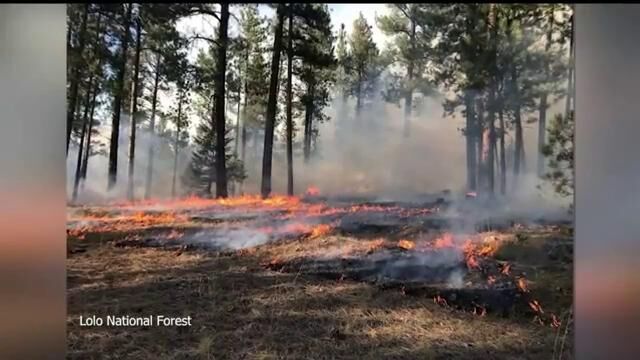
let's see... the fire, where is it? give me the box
[473,305,487,317]
[310,224,332,238]
[466,255,480,270]
[528,300,544,314]
[501,263,511,275]
[487,276,496,285]
[433,233,455,248]
[517,278,529,293]
[397,239,416,250]
[433,295,448,307]
[366,239,386,253]
[305,186,320,196]
[550,314,561,328]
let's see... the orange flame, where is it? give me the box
[305,186,320,196]
[528,300,544,314]
[310,224,332,238]
[466,255,480,269]
[398,239,416,250]
[517,278,529,293]
[501,263,511,275]
[434,295,448,307]
[433,233,455,248]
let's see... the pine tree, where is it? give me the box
[377,4,438,137]
[348,13,382,118]
[261,4,286,198]
[107,3,133,190]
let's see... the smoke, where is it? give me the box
[67,113,191,204]
[186,225,270,250]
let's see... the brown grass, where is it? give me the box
[67,225,573,360]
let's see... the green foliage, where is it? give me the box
[182,118,246,196]
[377,4,439,108]
[542,111,574,197]
[348,13,383,110]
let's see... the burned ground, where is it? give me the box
[67,195,574,360]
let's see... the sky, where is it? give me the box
[167,4,393,136]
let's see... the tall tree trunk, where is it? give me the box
[215,3,230,198]
[464,90,477,191]
[355,69,362,117]
[108,3,133,190]
[67,3,89,156]
[499,109,506,195]
[234,68,242,157]
[72,79,93,202]
[403,19,416,138]
[476,98,485,191]
[303,81,315,163]
[510,52,524,183]
[285,5,294,196]
[81,81,99,181]
[261,4,285,198]
[172,93,183,199]
[486,3,497,195]
[538,6,554,178]
[80,13,103,182]
[127,16,143,201]
[144,55,162,200]
[240,48,249,195]
[206,95,215,196]
[565,13,574,120]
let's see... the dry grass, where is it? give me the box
[67,225,573,360]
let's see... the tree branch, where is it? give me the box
[187,35,220,47]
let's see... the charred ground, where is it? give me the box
[67,194,573,359]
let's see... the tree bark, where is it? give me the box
[565,13,574,120]
[464,90,477,191]
[108,3,133,190]
[260,4,285,198]
[215,3,230,198]
[172,93,182,199]
[355,69,362,118]
[81,81,99,181]
[285,5,294,196]
[144,54,162,200]
[240,47,249,195]
[538,6,554,178]
[303,80,315,163]
[127,16,142,201]
[67,3,90,156]
[403,18,416,138]
[476,97,485,192]
[499,110,506,195]
[72,78,93,202]
[486,3,497,195]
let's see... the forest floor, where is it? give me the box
[66,198,574,360]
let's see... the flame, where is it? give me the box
[528,300,544,314]
[366,239,386,253]
[310,224,333,238]
[305,186,320,196]
[397,239,416,250]
[466,255,480,269]
[550,314,561,328]
[501,263,511,275]
[433,295,448,307]
[433,233,455,248]
[517,278,529,293]
[473,305,487,317]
